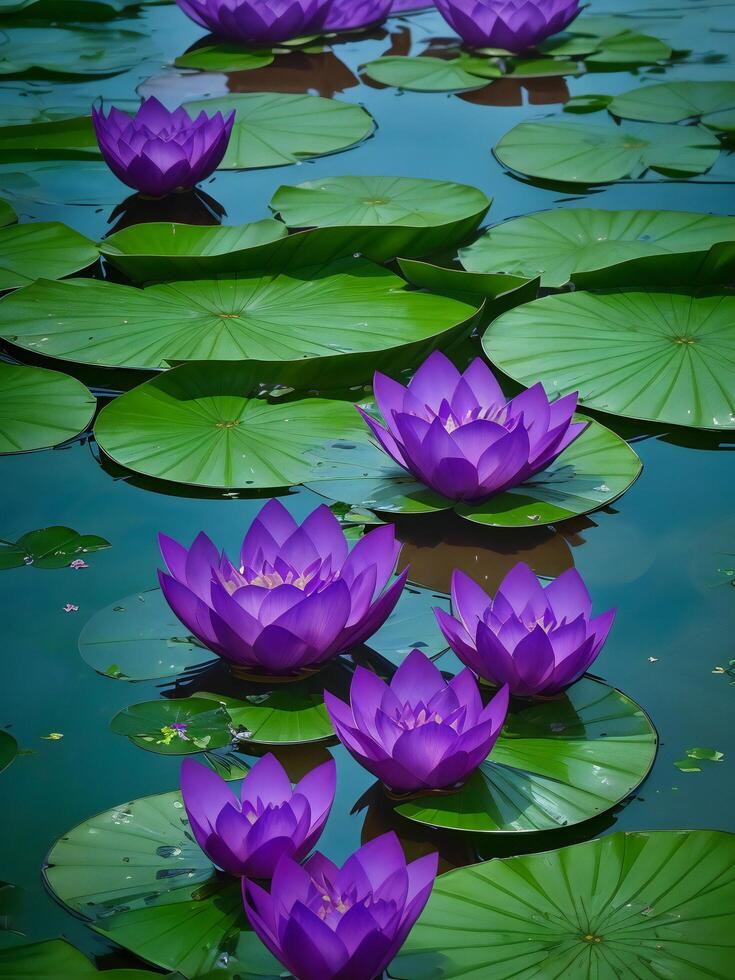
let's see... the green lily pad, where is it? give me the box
[397,257,534,301]
[78,588,213,681]
[484,289,735,430]
[270,175,490,261]
[361,55,490,92]
[110,698,233,755]
[0,937,170,977]
[392,829,735,978]
[194,682,335,746]
[0,117,99,164]
[174,45,274,72]
[585,30,673,65]
[0,363,95,455]
[44,790,282,977]
[308,416,642,528]
[609,80,735,129]
[460,209,735,288]
[99,219,288,280]
[563,93,613,113]
[395,676,656,833]
[494,118,721,184]
[0,26,149,77]
[0,200,16,227]
[0,731,18,774]
[0,222,98,290]
[0,262,477,372]
[0,526,110,570]
[94,362,371,489]
[366,583,450,665]
[183,93,374,169]
[504,57,582,77]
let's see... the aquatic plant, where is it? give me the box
[180,753,335,877]
[175,0,333,44]
[92,97,233,198]
[158,500,407,677]
[358,350,586,503]
[243,831,438,980]
[434,0,581,52]
[435,563,616,696]
[325,648,509,792]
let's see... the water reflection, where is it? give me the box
[459,74,570,107]
[106,187,225,235]
[395,509,591,593]
[225,49,358,97]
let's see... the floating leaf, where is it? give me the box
[78,589,213,681]
[98,219,288,280]
[110,698,233,755]
[361,55,490,92]
[0,526,109,570]
[0,937,165,977]
[0,26,149,77]
[0,363,95,455]
[395,676,656,833]
[183,93,374,169]
[686,746,724,761]
[396,257,534,302]
[609,80,735,128]
[504,57,582,77]
[563,93,613,113]
[0,116,98,164]
[0,262,477,372]
[308,417,642,528]
[460,209,735,288]
[586,31,673,65]
[494,118,721,184]
[0,222,97,290]
[44,791,282,977]
[392,830,735,978]
[94,362,371,489]
[175,45,274,72]
[0,199,16,227]
[485,289,735,429]
[0,731,18,774]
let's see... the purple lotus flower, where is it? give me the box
[435,564,616,696]
[181,753,336,878]
[325,649,508,793]
[325,0,392,31]
[243,831,437,980]
[158,500,407,678]
[358,351,587,504]
[176,0,332,44]
[92,97,233,198]
[433,0,581,52]
[390,0,431,11]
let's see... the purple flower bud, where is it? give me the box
[92,97,234,198]
[325,649,508,793]
[243,831,437,980]
[176,0,333,45]
[181,754,336,878]
[325,0,392,31]
[158,500,407,677]
[435,563,616,696]
[358,351,587,504]
[434,0,582,52]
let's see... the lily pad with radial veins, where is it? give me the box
[609,80,735,128]
[392,829,735,978]
[0,363,95,454]
[484,289,735,429]
[494,118,721,184]
[0,222,98,290]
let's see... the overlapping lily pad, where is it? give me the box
[0,116,99,164]
[0,526,110,570]
[0,363,95,454]
[0,200,15,227]
[494,118,721,184]
[0,937,170,977]
[0,26,149,77]
[95,363,371,489]
[0,730,18,774]
[609,80,735,130]
[43,791,282,977]
[393,829,735,978]
[395,676,656,833]
[485,289,735,429]
[183,93,374,169]
[175,45,274,72]
[361,55,493,92]
[397,257,537,305]
[79,588,212,681]
[308,417,642,528]
[0,222,98,290]
[460,209,735,288]
[0,262,478,372]
[110,698,233,755]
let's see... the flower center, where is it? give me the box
[246,569,313,590]
[318,892,354,919]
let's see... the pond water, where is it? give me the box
[0,0,734,974]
